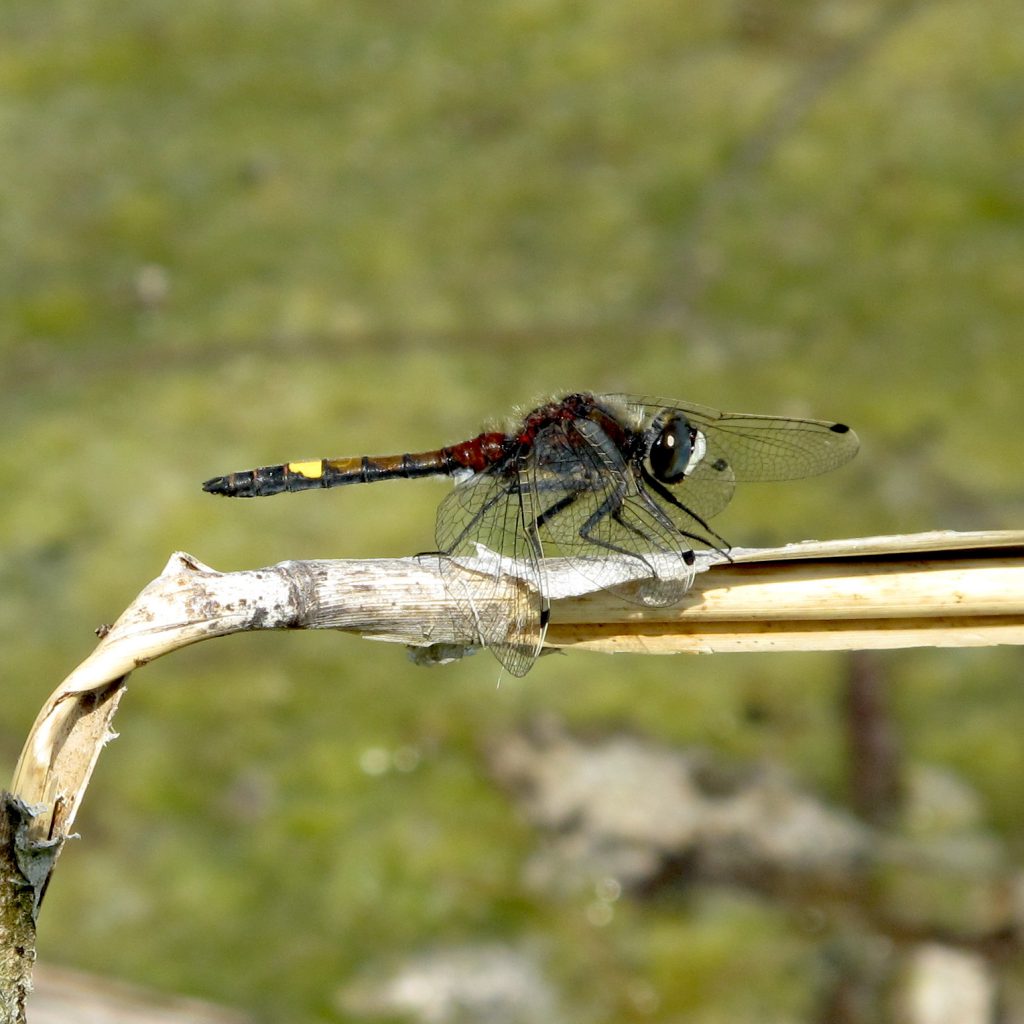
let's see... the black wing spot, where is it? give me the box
[830,423,851,434]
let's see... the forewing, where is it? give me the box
[608,394,860,482]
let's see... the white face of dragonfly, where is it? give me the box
[646,412,708,484]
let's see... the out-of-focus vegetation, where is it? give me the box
[2,1,1023,1020]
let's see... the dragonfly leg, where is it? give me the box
[571,490,664,574]
[638,464,732,553]
[533,493,578,531]
[533,480,679,575]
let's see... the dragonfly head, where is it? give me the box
[647,412,708,484]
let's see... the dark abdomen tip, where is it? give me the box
[202,472,258,496]
[202,475,232,495]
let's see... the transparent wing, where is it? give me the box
[605,394,860,482]
[435,463,547,678]
[519,417,700,605]
[649,449,737,524]
[431,393,858,664]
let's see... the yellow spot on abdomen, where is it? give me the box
[288,460,323,479]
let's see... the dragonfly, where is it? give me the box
[203,392,858,676]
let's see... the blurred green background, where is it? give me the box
[3,1,1023,1020]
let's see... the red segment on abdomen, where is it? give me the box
[445,432,509,473]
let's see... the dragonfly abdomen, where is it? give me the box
[203,450,461,497]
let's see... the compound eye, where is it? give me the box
[648,414,704,484]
